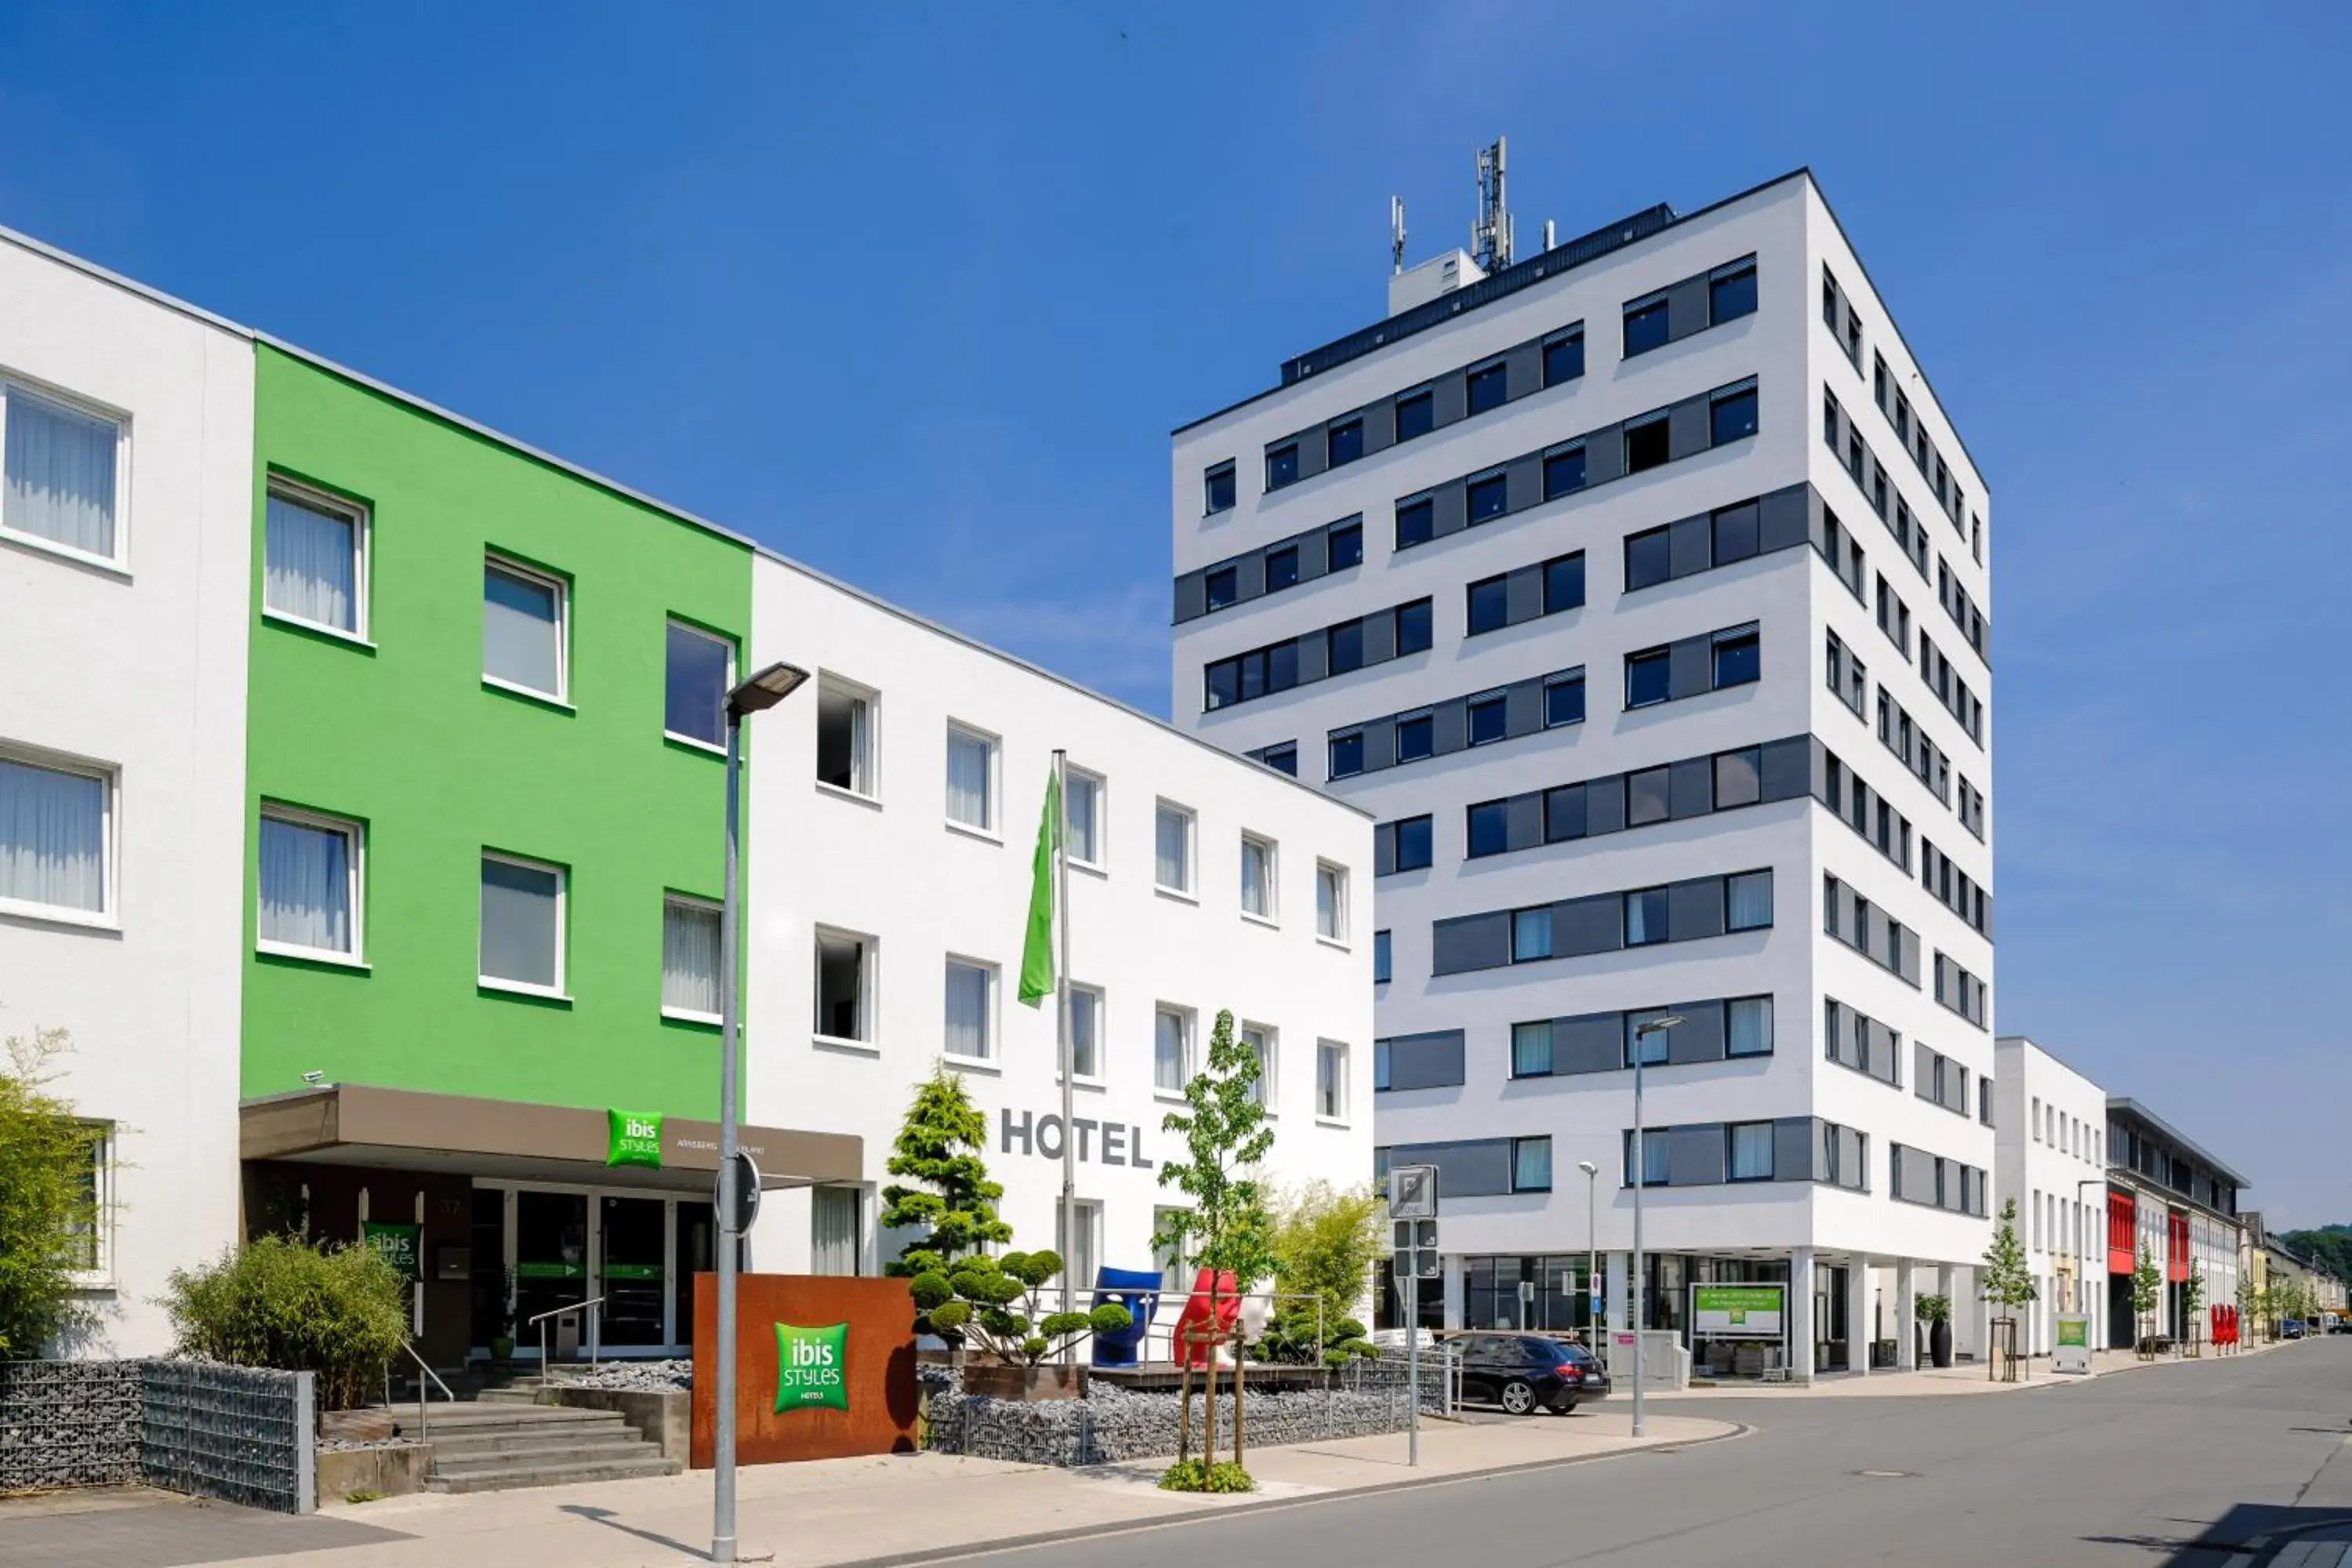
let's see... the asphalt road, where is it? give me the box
[967,1339,2352,1568]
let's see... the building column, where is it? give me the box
[1849,1256,1873,1376]
[1442,1253,1465,1331]
[1789,1247,1817,1385]
[1896,1261,1918,1370]
[1607,1250,1632,1332]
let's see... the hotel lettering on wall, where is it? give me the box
[1000,1109,1154,1169]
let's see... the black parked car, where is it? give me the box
[1446,1334,1611,1415]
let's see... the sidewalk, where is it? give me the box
[1633,1332,2298,1399]
[207,1410,1733,1568]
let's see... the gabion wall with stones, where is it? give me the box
[0,1359,142,1492]
[0,1360,313,1512]
[921,1358,1447,1468]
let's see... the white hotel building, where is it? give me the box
[1171,169,1997,1379]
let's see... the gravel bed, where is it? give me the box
[548,1359,692,1392]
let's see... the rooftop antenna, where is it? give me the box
[1472,137,1513,272]
[1391,195,1407,274]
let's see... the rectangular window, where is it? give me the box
[1467,362,1508,416]
[944,958,994,1059]
[1713,499,1759,562]
[1064,767,1103,866]
[1711,260,1758,322]
[263,481,365,636]
[1512,1137,1554,1192]
[945,724,996,831]
[658,894,721,1018]
[1258,742,1297,778]
[1328,731,1365,779]
[1069,983,1103,1078]
[1544,445,1588,499]
[1467,693,1508,746]
[1544,672,1586,728]
[1710,383,1759,445]
[1327,617,1364,675]
[1155,1007,1191,1091]
[1395,390,1435,441]
[0,752,110,918]
[66,1123,111,1276]
[1512,906,1552,962]
[1726,996,1773,1057]
[483,557,567,700]
[1623,295,1670,356]
[1512,1020,1553,1077]
[1240,1022,1275,1106]
[1395,597,1434,655]
[480,852,564,993]
[1396,713,1435,762]
[257,807,360,957]
[1155,801,1194,892]
[1396,496,1435,548]
[1265,442,1299,491]
[1262,544,1301,593]
[1467,472,1508,524]
[2,379,122,562]
[1624,415,1670,474]
[1153,1205,1191,1292]
[1240,833,1276,920]
[1625,525,1671,591]
[1728,1122,1774,1181]
[1543,331,1585,387]
[813,925,871,1041]
[1327,419,1364,467]
[1467,575,1509,635]
[1714,746,1762,808]
[1373,929,1392,984]
[1204,565,1238,611]
[1316,1041,1348,1120]
[1465,800,1507,859]
[1624,887,1668,946]
[816,676,876,797]
[1626,765,1670,826]
[664,619,733,747]
[1205,463,1236,514]
[1624,647,1671,708]
[1394,814,1433,871]
[1544,553,1585,612]
[1627,1007,1674,1066]
[811,1187,861,1277]
[1712,624,1761,688]
[1328,519,1363,570]
[1316,861,1348,942]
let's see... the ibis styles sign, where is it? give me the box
[773,1322,850,1412]
[608,1109,663,1169]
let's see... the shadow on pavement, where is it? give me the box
[2084,1501,2352,1565]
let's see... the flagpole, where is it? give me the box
[1053,749,1076,1350]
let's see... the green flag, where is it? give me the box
[1018,766,1059,1007]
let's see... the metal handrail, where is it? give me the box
[398,1340,456,1443]
[530,1294,607,1373]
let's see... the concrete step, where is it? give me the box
[426,1427,648,1460]
[408,1403,625,1428]
[429,1436,659,1473]
[424,1453,682,1494]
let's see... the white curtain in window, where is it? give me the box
[946,731,992,828]
[1727,997,1773,1056]
[1316,868,1341,938]
[1241,1027,1270,1105]
[1069,987,1098,1076]
[1726,870,1773,930]
[1241,839,1269,916]
[264,493,357,630]
[259,816,351,952]
[484,564,561,695]
[1154,1011,1185,1091]
[1155,808,1189,889]
[1730,1123,1773,1180]
[662,898,720,1014]
[1317,1043,1345,1118]
[811,1187,861,1276]
[1065,774,1099,862]
[4,387,117,557]
[1056,1201,1101,1293]
[0,757,105,911]
[945,962,989,1058]
[1514,1137,1552,1192]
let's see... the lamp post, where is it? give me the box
[1579,1160,1599,1358]
[1628,1014,1683,1439]
[711,660,808,1567]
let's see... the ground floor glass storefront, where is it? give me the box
[467,1181,724,1357]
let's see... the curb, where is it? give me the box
[829,1420,1752,1568]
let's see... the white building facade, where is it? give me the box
[744,554,1376,1315]
[0,230,255,1354]
[1169,171,1995,1380]
[1993,1036,2109,1358]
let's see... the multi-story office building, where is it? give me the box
[1171,169,1996,1380]
[1993,1036,2111,1357]
[2104,1099,2243,1348]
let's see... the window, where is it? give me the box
[1205,463,1236,514]
[1265,443,1298,491]
[1394,815,1433,871]
[664,619,732,747]
[1627,1007,1674,1066]
[1153,1206,1192,1291]
[483,557,567,701]
[1064,767,1103,866]
[1727,996,1773,1057]
[1512,1137,1553,1192]
[1711,384,1759,445]
[0,751,110,919]
[1544,671,1586,728]
[1327,419,1364,467]
[480,853,564,993]
[1467,473,1508,524]
[1711,260,1758,322]
[1543,331,1585,386]
[813,926,872,1041]
[1624,296,1670,356]
[1465,800,1508,858]
[1373,929,1392,984]
[1625,648,1671,708]
[1155,1007,1191,1091]
[1726,869,1773,931]
[1713,499,1759,562]
[1316,862,1348,942]
[263,482,365,636]
[1715,746,1762,808]
[1636,1131,1671,1187]
[1396,496,1435,548]
[1512,907,1552,962]
[1624,887,1668,946]
[66,1123,111,1276]
[2,379,122,562]
[1316,1041,1348,1120]
[1240,833,1276,920]
[1728,1123,1773,1181]
[944,958,994,1058]
[1328,520,1363,570]
[1257,742,1298,777]
[257,808,360,957]
[1069,983,1103,1078]
[1396,713,1435,762]
[1625,525,1671,592]
[1240,1022,1275,1106]
[1324,617,1365,677]
[1328,731,1365,779]
[1467,574,1509,635]
[945,724,996,831]
[1468,362,1508,416]
[1544,445,1588,499]
[1626,766,1670,826]
[1155,801,1194,892]
[1054,1200,1103,1295]
[1395,598,1433,655]
[1624,416,1669,474]
[1395,390,1435,441]
[1712,624,1761,688]
[816,677,876,796]
[1205,565,1238,611]
[1544,554,1584,612]
[811,1187,861,1276]
[1512,1020,1553,1077]
[1468,693,1508,746]
[1265,545,1300,592]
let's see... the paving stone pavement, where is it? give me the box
[0,1486,408,1568]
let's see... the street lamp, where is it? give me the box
[712,660,808,1567]
[1628,1014,1683,1439]
[1579,1160,1600,1359]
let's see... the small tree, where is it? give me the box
[909,1250,1129,1366]
[1258,1181,1383,1367]
[162,1236,408,1410]
[1978,1198,2037,1381]
[0,1027,103,1359]
[879,1068,1012,1338]
[2130,1242,2164,1357]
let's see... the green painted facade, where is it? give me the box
[242,345,753,1116]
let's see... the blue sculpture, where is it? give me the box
[1090,1267,1163,1366]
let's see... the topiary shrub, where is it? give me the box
[161,1236,409,1410]
[908,1249,1131,1366]
[1254,1301,1378,1367]
[1158,1457,1254,1493]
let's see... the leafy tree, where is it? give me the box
[879,1068,1013,1315]
[2130,1241,2164,1353]
[0,1026,102,1359]
[162,1236,408,1410]
[1978,1199,2036,1378]
[908,1249,1129,1367]
[2183,1260,2205,1343]
[1257,1181,1382,1366]
[2279,1227,2352,1284]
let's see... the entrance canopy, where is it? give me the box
[240,1083,861,1194]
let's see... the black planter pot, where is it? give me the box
[1930,1319,1954,1368]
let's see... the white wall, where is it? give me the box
[1994,1036,2107,1354]
[0,233,253,1356]
[742,556,1374,1292]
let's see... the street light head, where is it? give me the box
[727,661,810,720]
[1635,1014,1686,1035]
[1577,1160,1599,1177]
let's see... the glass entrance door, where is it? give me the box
[673,1200,715,1350]
[601,1196,667,1347]
[514,1190,589,1351]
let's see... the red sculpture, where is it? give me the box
[1172,1268,1240,1367]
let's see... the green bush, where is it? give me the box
[1158,1458,1254,1493]
[0,1027,103,1359]
[161,1236,409,1410]
[1254,1302,1377,1367]
[909,1249,1131,1365]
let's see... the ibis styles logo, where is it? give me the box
[607,1109,663,1169]
[774,1322,849,1413]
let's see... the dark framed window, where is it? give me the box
[1543,331,1585,387]
[1726,869,1773,931]
[1512,907,1552,962]
[1468,363,1508,416]
[1259,742,1298,777]
[1512,1020,1552,1077]
[1465,800,1508,858]
[1512,1137,1554,1192]
[1396,390,1435,442]
[1626,766,1670,826]
[1395,598,1433,655]
[1205,565,1238,612]
[1543,784,1586,841]
[1327,419,1364,468]
[1712,502,1759,563]
[1544,446,1588,499]
[1327,520,1363,570]
[1374,929,1392,984]
[1711,384,1759,445]
[1327,617,1364,674]
[1204,659,1240,711]
[1623,296,1670,357]
[1624,887,1669,946]
[1714,746,1762,808]
[1396,497,1435,549]
[1265,443,1299,491]
[1624,525,1671,591]
[1265,545,1300,592]
[1468,694,1508,746]
[1625,648,1671,708]
[1710,260,1758,323]
[1396,713,1435,762]
[1624,416,1669,474]
[1467,473,1508,523]
[1726,996,1773,1057]
[1267,641,1298,693]
[1328,731,1364,779]
[1205,463,1236,514]
[1544,553,1585,612]
[1712,625,1761,688]
[1544,673,1585,728]
[1727,1121,1773,1181]
[1394,815,1432,872]
[1466,575,1509,636]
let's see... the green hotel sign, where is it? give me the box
[1692,1284,1784,1333]
[2057,1316,2089,1348]
[775,1322,849,1413]
[608,1109,663,1169]
[361,1221,421,1283]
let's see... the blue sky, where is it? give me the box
[5,2,2347,1226]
